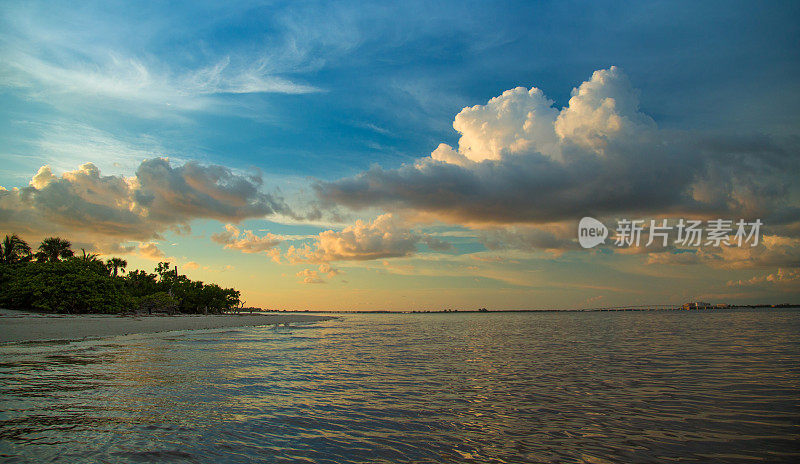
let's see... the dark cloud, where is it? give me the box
[480,226,575,252]
[134,158,286,223]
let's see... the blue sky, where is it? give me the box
[1,0,799,309]
[3,0,797,180]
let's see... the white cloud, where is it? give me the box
[643,235,800,270]
[428,67,651,165]
[554,66,655,152]
[318,263,341,278]
[448,86,560,163]
[707,235,800,269]
[727,268,800,288]
[287,213,441,262]
[317,67,800,232]
[0,158,288,244]
[4,121,169,176]
[0,4,320,118]
[183,56,318,96]
[294,263,341,284]
[294,214,417,262]
[296,268,325,284]
[138,242,166,260]
[211,224,282,254]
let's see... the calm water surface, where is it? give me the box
[1,309,799,463]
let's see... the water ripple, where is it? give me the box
[1,310,799,463]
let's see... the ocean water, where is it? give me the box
[1,309,799,463]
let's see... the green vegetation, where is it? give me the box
[0,235,240,314]
[2,234,32,263]
[36,237,74,262]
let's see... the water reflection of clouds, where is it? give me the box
[2,311,799,462]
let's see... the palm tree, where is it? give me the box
[106,257,128,277]
[37,237,74,262]
[79,248,101,263]
[1,234,32,263]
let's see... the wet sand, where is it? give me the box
[0,309,332,343]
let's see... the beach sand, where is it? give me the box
[0,309,332,343]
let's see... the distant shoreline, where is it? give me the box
[0,309,333,344]
[3,305,796,344]
[255,304,800,314]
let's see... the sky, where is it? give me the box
[1,0,799,310]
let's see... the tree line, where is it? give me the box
[0,234,241,314]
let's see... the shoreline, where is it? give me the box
[259,305,799,314]
[0,309,334,344]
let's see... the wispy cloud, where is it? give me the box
[7,121,170,174]
[2,48,319,112]
[0,1,320,118]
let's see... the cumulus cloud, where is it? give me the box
[554,67,655,152]
[133,158,286,224]
[643,235,800,270]
[316,67,800,230]
[100,242,138,255]
[0,158,288,244]
[211,224,282,254]
[184,261,200,270]
[293,214,418,262]
[727,268,800,288]
[285,213,453,263]
[294,264,341,284]
[706,235,800,269]
[318,263,341,278]
[442,86,560,163]
[138,242,166,260]
[296,268,325,284]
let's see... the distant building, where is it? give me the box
[682,301,712,310]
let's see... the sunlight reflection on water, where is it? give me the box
[1,309,799,463]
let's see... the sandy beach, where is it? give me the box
[0,309,332,343]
